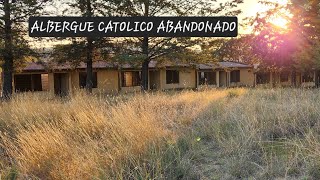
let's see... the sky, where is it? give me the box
[30,0,286,48]
[45,0,275,32]
[238,0,289,33]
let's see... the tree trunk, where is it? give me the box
[85,0,93,94]
[85,37,93,93]
[141,36,149,91]
[2,0,14,100]
[292,70,296,87]
[141,0,149,91]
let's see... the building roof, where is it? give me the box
[198,62,253,70]
[50,61,116,70]
[20,62,46,71]
[18,60,253,72]
[117,60,193,69]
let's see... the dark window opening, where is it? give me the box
[166,70,179,84]
[122,71,141,87]
[257,72,270,84]
[79,72,97,88]
[54,73,69,96]
[14,74,42,92]
[280,72,289,82]
[199,71,216,85]
[230,70,240,83]
[302,72,314,82]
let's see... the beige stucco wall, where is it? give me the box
[239,69,255,87]
[219,71,227,87]
[229,69,251,87]
[159,68,196,90]
[70,71,79,94]
[40,74,49,91]
[96,70,119,93]
[48,73,54,94]
[69,69,120,94]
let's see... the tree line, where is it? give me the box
[0,0,319,99]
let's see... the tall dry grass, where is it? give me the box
[2,88,320,179]
[191,88,320,179]
[0,89,233,179]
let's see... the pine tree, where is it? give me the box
[0,0,48,99]
[250,0,320,69]
[108,0,244,91]
[57,0,114,93]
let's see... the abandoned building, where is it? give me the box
[1,60,318,96]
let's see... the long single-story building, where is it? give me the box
[256,70,319,88]
[2,60,319,96]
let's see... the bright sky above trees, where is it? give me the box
[45,0,289,33]
[32,0,290,48]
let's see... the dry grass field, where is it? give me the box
[1,88,320,179]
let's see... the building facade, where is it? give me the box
[4,61,318,96]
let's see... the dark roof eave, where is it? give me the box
[198,66,253,70]
[14,70,47,73]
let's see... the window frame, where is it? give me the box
[257,72,270,84]
[280,72,289,82]
[121,71,141,87]
[79,72,98,89]
[230,70,240,83]
[199,71,216,85]
[302,72,314,82]
[166,70,179,84]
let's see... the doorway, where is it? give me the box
[54,73,69,96]
[219,71,227,87]
[149,70,160,90]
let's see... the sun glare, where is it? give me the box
[271,0,290,28]
[277,0,289,5]
[270,16,289,28]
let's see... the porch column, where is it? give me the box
[159,69,163,90]
[48,73,54,96]
[118,70,122,92]
[227,71,230,87]
[68,73,72,95]
[196,70,199,89]
[12,73,15,94]
[216,71,219,87]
